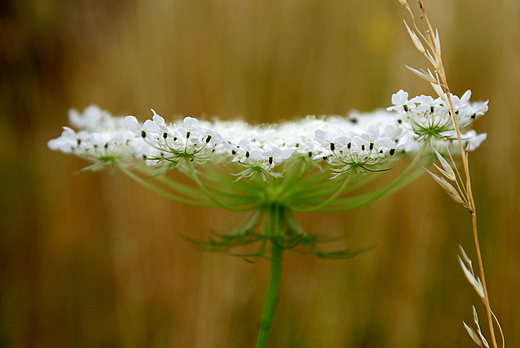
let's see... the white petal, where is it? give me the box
[153,114,166,128]
[184,117,199,129]
[124,116,140,132]
[391,89,409,105]
[143,119,160,133]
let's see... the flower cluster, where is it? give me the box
[124,112,224,169]
[48,106,138,171]
[48,90,488,256]
[388,90,488,150]
[49,91,487,180]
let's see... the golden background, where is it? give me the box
[1,0,519,346]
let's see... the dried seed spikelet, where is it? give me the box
[405,66,438,84]
[464,320,486,347]
[463,306,490,348]
[431,83,445,101]
[398,0,410,8]
[458,254,485,300]
[425,168,467,207]
[432,147,456,181]
[403,20,425,54]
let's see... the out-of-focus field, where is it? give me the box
[1,0,519,347]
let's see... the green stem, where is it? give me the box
[289,171,352,212]
[118,166,215,207]
[256,240,283,348]
[187,162,258,211]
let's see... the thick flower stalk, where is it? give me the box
[48,91,487,347]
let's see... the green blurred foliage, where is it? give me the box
[1,0,519,347]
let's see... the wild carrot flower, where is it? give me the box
[48,92,485,258]
[48,91,487,347]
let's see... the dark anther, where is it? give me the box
[361,144,366,151]
[471,114,476,119]
[369,143,374,150]
[322,156,328,160]
[246,151,250,158]
[295,143,300,147]
[455,110,459,115]
[77,139,81,145]
[141,130,146,138]
[163,132,168,139]
[347,142,352,149]
[330,143,335,151]
[104,143,109,149]
[403,105,409,112]
[269,157,273,165]
[380,149,384,154]
[398,119,403,124]
[390,149,395,156]
[206,135,212,143]
[173,137,178,141]
[350,117,358,124]
[186,132,191,139]
[232,150,237,155]
[430,106,434,113]
[308,151,312,157]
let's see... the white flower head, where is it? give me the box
[50,92,487,178]
[388,90,488,143]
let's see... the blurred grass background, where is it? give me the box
[1,0,519,347]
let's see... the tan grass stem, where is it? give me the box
[400,1,500,346]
